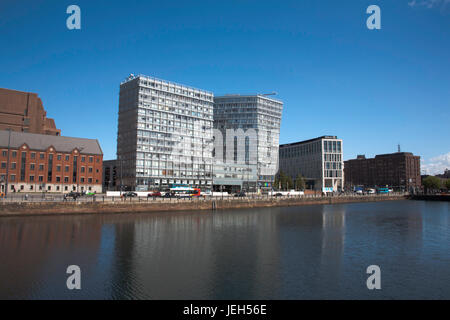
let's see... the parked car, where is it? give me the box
[148,191,162,198]
[123,192,138,197]
[234,192,246,197]
[163,192,175,198]
[366,188,376,194]
[66,191,82,198]
[274,192,283,197]
[202,190,213,197]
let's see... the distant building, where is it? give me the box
[213,94,283,192]
[344,152,421,190]
[0,88,61,136]
[436,169,450,179]
[0,130,103,194]
[279,136,344,192]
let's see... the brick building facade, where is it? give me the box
[344,152,421,190]
[0,130,103,194]
[0,88,61,136]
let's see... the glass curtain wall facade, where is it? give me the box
[279,136,344,192]
[213,95,283,192]
[117,74,214,191]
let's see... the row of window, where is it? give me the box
[5,184,95,192]
[4,174,97,183]
[0,150,97,163]
[1,162,97,173]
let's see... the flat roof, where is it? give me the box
[280,136,340,148]
[121,74,214,95]
[214,94,283,104]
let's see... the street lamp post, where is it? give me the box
[5,129,12,198]
[76,147,84,193]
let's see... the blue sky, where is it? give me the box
[0,0,449,173]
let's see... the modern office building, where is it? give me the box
[117,74,214,191]
[0,88,61,136]
[279,136,344,192]
[0,130,103,194]
[213,94,283,192]
[344,152,421,190]
[102,159,119,192]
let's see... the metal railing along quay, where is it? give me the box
[0,192,409,203]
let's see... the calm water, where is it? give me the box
[0,200,449,300]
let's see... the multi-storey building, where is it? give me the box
[279,136,344,192]
[117,74,214,191]
[0,88,61,136]
[213,94,283,192]
[344,152,421,190]
[0,130,103,194]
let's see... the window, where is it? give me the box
[88,167,93,173]
[12,151,17,158]
[80,177,85,183]
[89,156,93,163]
[1,162,5,169]
[81,167,85,173]
[39,164,44,171]
[29,175,34,182]
[9,174,16,181]
[56,165,61,172]
[11,163,16,169]
[31,152,35,159]
[2,151,6,157]
[30,163,35,170]
[65,155,69,161]
[38,176,43,182]
[39,153,44,159]
[88,178,93,183]
[81,156,85,162]
[56,176,61,182]
[65,166,69,172]
[57,155,62,161]
[64,177,69,183]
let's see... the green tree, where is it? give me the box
[273,171,281,190]
[422,176,442,193]
[285,175,293,190]
[445,179,450,190]
[295,174,305,190]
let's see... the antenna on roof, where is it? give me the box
[398,144,401,153]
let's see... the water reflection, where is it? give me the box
[0,200,449,299]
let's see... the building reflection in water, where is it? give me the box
[0,215,104,299]
[0,200,448,300]
[318,204,346,295]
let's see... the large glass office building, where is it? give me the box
[117,74,214,191]
[213,94,283,192]
[279,136,344,192]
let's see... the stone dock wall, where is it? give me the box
[0,195,408,217]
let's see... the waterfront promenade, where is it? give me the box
[0,193,409,216]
